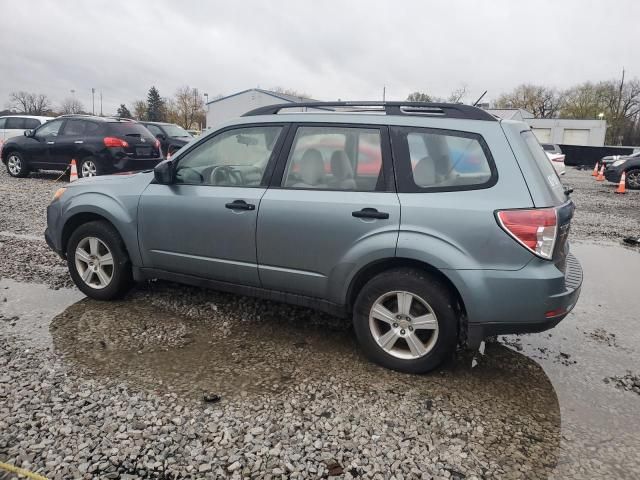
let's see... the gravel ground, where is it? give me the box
[1,166,640,479]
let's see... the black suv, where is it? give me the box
[139,121,193,157]
[1,115,162,178]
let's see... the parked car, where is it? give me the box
[540,143,566,175]
[44,101,582,374]
[601,150,640,168]
[541,143,562,155]
[0,115,53,141]
[604,154,640,189]
[139,121,193,157]
[1,115,161,178]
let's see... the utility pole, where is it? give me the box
[91,88,95,115]
[382,86,386,102]
[100,91,103,116]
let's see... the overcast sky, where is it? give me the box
[1,0,637,114]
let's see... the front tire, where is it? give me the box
[5,151,30,178]
[353,268,459,373]
[66,221,133,300]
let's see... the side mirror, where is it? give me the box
[24,129,35,137]
[156,133,166,142]
[154,159,174,184]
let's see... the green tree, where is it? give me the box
[146,86,164,121]
[116,104,132,118]
[406,92,432,102]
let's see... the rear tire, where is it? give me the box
[5,151,30,178]
[353,268,458,373]
[66,221,133,300]
[79,157,103,178]
[626,169,640,189]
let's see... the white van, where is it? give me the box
[0,115,54,142]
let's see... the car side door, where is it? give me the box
[53,119,87,166]
[256,123,400,305]
[27,118,65,167]
[138,123,287,286]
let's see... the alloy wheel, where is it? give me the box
[81,160,97,177]
[368,291,439,360]
[7,155,22,176]
[627,171,640,189]
[74,237,114,289]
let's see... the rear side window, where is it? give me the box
[145,124,163,136]
[24,118,41,129]
[521,131,565,200]
[62,119,86,136]
[391,126,496,192]
[108,123,155,139]
[282,126,384,191]
[5,117,26,129]
[0,118,5,129]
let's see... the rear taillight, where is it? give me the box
[104,137,129,148]
[496,208,557,260]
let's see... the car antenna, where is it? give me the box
[473,90,488,107]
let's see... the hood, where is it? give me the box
[68,170,153,187]
[169,137,190,146]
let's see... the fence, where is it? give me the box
[559,144,636,166]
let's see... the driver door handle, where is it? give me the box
[74,140,84,144]
[352,208,389,220]
[46,141,55,145]
[225,200,255,211]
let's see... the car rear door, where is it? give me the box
[138,124,287,286]
[256,123,400,303]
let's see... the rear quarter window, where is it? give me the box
[521,131,565,201]
[391,126,497,192]
[108,123,155,139]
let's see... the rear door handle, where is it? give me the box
[46,141,55,145]
[74,140,84,144]
[225,200,255,211]
[352,208,389,220]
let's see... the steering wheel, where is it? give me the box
[210,166,243,185]
[176,166,204,183]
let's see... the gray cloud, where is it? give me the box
[1,0,637,114]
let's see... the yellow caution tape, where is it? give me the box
[0,461,49,480]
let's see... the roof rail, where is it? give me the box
[242,101,497,121]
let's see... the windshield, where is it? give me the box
[163,124,192,138]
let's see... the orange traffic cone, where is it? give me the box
[591,162,599,176]
[615,172,626,194]
[596,164,605,181]
[70,159,78,182]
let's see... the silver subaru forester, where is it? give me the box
[45,102,582,373]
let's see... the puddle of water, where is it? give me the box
[0,277,83,347]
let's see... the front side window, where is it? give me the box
[145,124,163,137]
[36,119,63,137]
[393,127,495,192]
[175,125,283,186]
[283,126,383,191]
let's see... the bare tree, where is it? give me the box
[173,86,205,129]
[270,86,312,100]
[447,84,468,103]
[60,97,85,114]
[9,91,52,115]
[132,100,147,120]
[495,84,562,118]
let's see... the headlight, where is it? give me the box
[612,159,627,167]
[52,188,66,201]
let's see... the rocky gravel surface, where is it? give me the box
[2,167,640,479]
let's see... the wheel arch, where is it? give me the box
[345,257,468,340]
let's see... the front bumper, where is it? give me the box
[465,253,583,346]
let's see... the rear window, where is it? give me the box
[391,126,496,192]
[541,143,554,151]
[108,123,155,139]
[521,131,565,200]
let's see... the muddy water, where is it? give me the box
[1,241,639,477]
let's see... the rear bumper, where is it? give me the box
[604,168,622,183]
[459,253,583,347]
[108,157,162,173]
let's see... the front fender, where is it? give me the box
[61,191,141,265]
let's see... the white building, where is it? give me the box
[485,108,606,146]
[205,88,316,129]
